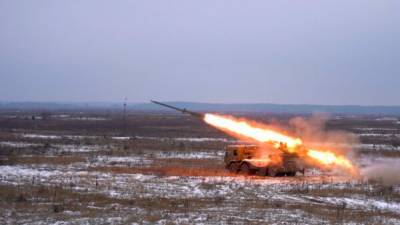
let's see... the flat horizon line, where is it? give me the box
[1,100,400,108]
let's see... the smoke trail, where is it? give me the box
[361,160,400,186]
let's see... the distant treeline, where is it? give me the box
[1,101,400,115]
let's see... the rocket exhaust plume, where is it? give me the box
[204,114,302,149]
[204,113,357,175]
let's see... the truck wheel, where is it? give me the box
[239,163,251,175]
[228,163,238,173]
[267,167,278,177]
[286,172,296,177]
[256,167,268,176]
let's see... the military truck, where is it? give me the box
[224,144,304,176]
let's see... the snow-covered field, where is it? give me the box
[0,160,399,224]
[1,116,400,224]
[1,145,400,224]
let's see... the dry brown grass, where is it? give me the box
[3,155,86,165]
[0,183,220,223]
[287,182,400,202]
[89,165,231,177]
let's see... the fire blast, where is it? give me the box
[204,113,357,175]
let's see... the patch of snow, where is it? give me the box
[152,151,223,159]
[357,144,400,151]
[353,127,397,131]
[357,133,400,138]
[95,156,152,166]
[55,144,102,153]
[51,114,71,119]
[173,137,236,142]
[65,117,109,121]
[375,117,398,121]
[0,141,41,148]
[63,211,81,216]
[134,136,237,143]
[63,135,97,139]
[21,133,98,140]
[111,137,131,140]
[21,134,61,139]
[0,165,62,178]
[320,196,400,214]
[2,115,18,119]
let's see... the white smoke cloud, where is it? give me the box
[361,160,400,186]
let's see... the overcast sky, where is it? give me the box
[0,1,399,105]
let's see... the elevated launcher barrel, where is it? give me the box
[151,100,204,119]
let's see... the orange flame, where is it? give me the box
[307,149,355,171]
[204,113,357,174]
[204,114,302,149]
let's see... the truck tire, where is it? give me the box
[255,167,268,176]
[238,163,251,175]
[267,167,278,177]
[286,172,296,177]
[228,162,238,173]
